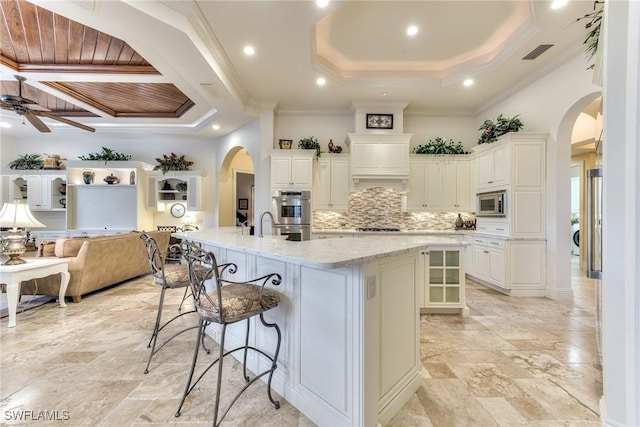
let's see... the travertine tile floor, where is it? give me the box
[1,258,601,426]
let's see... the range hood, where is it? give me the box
[346,133,413,190]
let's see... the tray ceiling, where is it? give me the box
[0,0,193,121]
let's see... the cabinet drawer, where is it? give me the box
[487,239,506,248]
[472,237,488,246]
[476,219,510,236]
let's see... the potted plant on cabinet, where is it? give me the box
[477,114,524,144]
[78,147,132,163]
[153,153,194,174]
[413,137,468,155]
[298,136,322,159]
[8,153,44,170]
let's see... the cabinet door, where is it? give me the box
[423,160,442,210]
[488,249,506,286]
[476,152,494,188]
[329,159,349,210]
[49,176,67,211]
[441,161,459,211]
[492,145,509,187]
[271,156,293,187]
[313,159,332,209]
[472,245,489,279]
[186,176,203,211]
[146,175,158,210]
[291,157,313,187]
[425,249,462,306]
[27,176,49,210]
[456,160,470,211]
[407,160,426,210]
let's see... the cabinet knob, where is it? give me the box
[484,250,489,254]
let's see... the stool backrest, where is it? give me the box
[140,231,165,280]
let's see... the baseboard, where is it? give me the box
[544,287,574,301]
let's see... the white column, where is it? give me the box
[601,1,640,425]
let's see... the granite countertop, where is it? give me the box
[312,228,475,235]
[173,227,465,270]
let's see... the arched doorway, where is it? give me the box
[218,147,255,227]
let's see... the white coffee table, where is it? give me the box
[0,258,70,328]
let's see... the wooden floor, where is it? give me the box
[0,257,601,426]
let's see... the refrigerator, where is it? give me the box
[586,106,603,360]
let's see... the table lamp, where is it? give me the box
[0,200,46,265]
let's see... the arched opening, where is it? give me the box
[218,147,255,227]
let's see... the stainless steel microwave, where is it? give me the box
[476,190,506,217]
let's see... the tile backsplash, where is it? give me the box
[313,186,475,230]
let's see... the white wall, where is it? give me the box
[404,114,479,152]
[275,112,353,152]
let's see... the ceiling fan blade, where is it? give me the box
[37,111,95,133]
[24,110,51,132]
[23,103,50,112]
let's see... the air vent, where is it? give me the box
[522,44,554,60]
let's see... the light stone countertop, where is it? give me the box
[174,227,465,270]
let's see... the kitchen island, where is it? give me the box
[173,228,464,427]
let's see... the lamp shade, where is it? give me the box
[0,200,46,229]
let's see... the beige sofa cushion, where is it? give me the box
[55,237,89,258]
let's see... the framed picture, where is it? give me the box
[238,198,248,210]
[366,113,393,129]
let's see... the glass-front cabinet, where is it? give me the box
[422,247,469,316]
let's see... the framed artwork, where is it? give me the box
[238,198,248,210]
[366,113,393,129]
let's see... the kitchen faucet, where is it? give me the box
[258,211,275,237]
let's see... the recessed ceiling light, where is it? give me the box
[316,77,326,86]
[463,79,474,87]
[407,25,418,36]
[550,0,568,9]
[381,92,388,97]
[316,0,329,7]
[0,122,11,128]
[212,124,220,130]
[243,45,255,56]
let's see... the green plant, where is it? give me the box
[79,146,132,163]
[153,153,194,174]
[576,0,604,70]
[571,213,580,225]
[477,114,524,144]
[298,136,321,158]
[413,137,468,155]
[8,153,44,170]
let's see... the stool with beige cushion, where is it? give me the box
[175,241,282,426]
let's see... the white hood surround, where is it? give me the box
[348,100,413,191]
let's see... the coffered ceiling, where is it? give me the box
[0,0,597,138]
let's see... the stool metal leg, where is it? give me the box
[212,324,227,427]
[242,319,250,382]
[175,318,206,417]
[260,313,282,409]
[144,284,168,374]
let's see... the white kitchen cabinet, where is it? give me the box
[407,156,470,212]
[470,236,506,287]
[442,159,470,211]
[146,171,205,211]
[8,173,66,211]
[476,143,509,190]
[270,151,314,189]
[421,247,469,316]
[468,236,545,296]
[472,133,547,239]
[313,155,350,211]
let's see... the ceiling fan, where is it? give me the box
[1,75,95,133]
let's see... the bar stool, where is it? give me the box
[175,241,282,426]
[139,232,236,374]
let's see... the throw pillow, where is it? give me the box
[38,241,56,257]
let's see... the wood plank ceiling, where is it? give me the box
[0,0,194,118]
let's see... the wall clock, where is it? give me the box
[366,114,393,129]
[170,203,186,218]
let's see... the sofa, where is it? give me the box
[20,230,170,302]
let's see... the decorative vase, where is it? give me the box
[279,139,292,149]
[103,174,120,185]
[82,171,95,184]
[455,213,464,228]
[129,171,135,185]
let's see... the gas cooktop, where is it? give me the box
[356,227,402,232]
